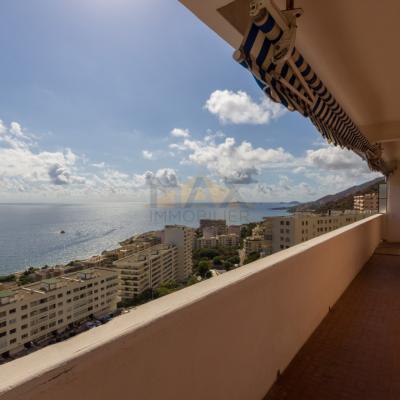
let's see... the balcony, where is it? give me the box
[0,214,386,399]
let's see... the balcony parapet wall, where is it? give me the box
[0,214,383,400]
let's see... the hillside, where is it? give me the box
[290,177,385,213]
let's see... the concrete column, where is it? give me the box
[385,166,400,242]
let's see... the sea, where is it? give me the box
[0,202,291,276]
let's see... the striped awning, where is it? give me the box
[234,1,389,175]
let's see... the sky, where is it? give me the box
[0,0,381,203]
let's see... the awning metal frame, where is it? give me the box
[234,0,391,175]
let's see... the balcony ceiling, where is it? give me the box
[180,0,400,163]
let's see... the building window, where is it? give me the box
[9,309,16,314]
[21,305,28,310]
[10,338,17,344]
[9,328,16,334]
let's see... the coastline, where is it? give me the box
[0,202,291,277]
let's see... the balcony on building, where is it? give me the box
[1,1,400,399]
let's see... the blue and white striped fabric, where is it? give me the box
[234,8,388,174]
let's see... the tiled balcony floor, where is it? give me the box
[265,244,400,400]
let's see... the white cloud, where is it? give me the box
[92,162,105,168]
[0,120,85,191]
[142,150,154,160]
[171,128,190,138]
[305,147,369,172]
[143,168,179,188]
[0,118,381,203]
[168,128,381,201]
[204,90,286,125]
[251,177,316,201]
[175,135,293,183]
[298,146,382,195]
[0,119,182,201]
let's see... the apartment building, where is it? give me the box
[243,225,273,257]
[195,234,240,250]
[102,241,153,262]
[199,219,227,235]
[354,193,379,211]
[164,225,194,281]
[227,225,242,236]
[202,226,221,239]
[113,244,178,301]
[269,213,366,253]
[0,268,118,356]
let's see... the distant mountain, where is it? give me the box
[289,177,385,213]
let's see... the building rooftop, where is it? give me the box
[41,278,59,285]
[0,290,15,299]
[0,268,116,300]
[113,244,175,265]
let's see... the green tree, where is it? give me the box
[228,255,240,265]
[187,275,199,286]
[197,248,220,259]
[198,260,211,278]
[18,274,36,286]
[154,286,173,298]
[223,260,233,271]
[205,270,213,279]
[213,256,223,267]
[0,274,16,283]
[160,279,178,290]
[244,252,260,265]
[240,223,256,239]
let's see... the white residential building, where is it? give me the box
[0,268,118,356]
[113,244,178,301]
[164,225,195,281]
[354,193,379,211]
[268,213,367,253]
[195,234,240,249]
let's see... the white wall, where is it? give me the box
[385,168,400,242]
[0,215,382,400]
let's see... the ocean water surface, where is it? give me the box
[0,202,289,275]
